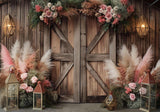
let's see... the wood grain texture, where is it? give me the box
[87,54,109,62]
[52,53,73,61]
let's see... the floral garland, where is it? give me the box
[30,0,134,29]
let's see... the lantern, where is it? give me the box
[33,81,45,110]
[136,16,149,37]
[5,66,19,111]
[2,14,15,37]
[140,72,156,112]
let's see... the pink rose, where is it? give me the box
[46,10,53,18]
[35,5,42,12]
[129,93,136,101]
[31,76,38,84]
[106,6,112,12]
[125,87,132,94]
[98,16,105,23]
[100,4,107,10]
[26,86,33,93]
[127,5,134,13]
[57,6,63,11]
[112,18,119,25]
[44,7,49,13]
[128,83,136,89]
[20,83,28,90]
[139,87,147,95]
[105,12,112,20]
[20,73,28,80]
[121,0,128,5]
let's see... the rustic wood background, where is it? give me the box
[0,0,160,102]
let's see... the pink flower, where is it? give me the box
[117,14,121,19]
[20,83,28,90]
[26,86,33,93]
[46,10,53,18]
[128,83,136,89]
[98,16,105,23]
[44,7,50,13]
[139,87,147,95]
[57,6,63,11]
[129,93,136,101]
[121,0,128,5]
[106,6,112,12]
[31,76,38,84]
[127,5,134,13]
[35,5,41,12]
[125,87,132,94]
[100,4,107,10]
[20,73,28,80]
[105,12,112,20]
[42,80,51,87]
[112,18,119,25]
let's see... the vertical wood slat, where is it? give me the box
[80,15,87,103]
[109,31,116,63]
[73,16,81,103]
[43,24,50,51]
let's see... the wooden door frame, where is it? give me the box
[44,15,116,103]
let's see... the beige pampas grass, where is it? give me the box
[11,40,21,62]
[151,60,160,76]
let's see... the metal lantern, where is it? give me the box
[2,14,15,37]
[140,72,156,112]
[33,81,45,110]
[5,66,19,111]
[136,16,149,37]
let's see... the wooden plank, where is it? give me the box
[44,24,50,51]
[73,16,81,103]
[87,54,109,62]
[80,15,87,103]
[109,30,116,63]
[86,62,108,94]
[52,24,73,53]
[87,28,106,54]
[55,63,73,90]
[52,53,73,61]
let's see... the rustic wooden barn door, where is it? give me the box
[51,15,116,103]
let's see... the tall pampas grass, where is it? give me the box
[18,59,27,73]
[151,60,160,76]
[1,44,14,71]
[21,41,33,61]
[134,46,153,82]
[11,40,21,62]
[105,60,121,87]
[118,45,131,68]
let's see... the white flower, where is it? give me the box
[113,6,119,11]
[56,1,62,6]
[42,12,46,17]
[112,13,117,18]
[47,2,52,8]
[106,19,110,23]
[53,12,58,18]
[99,9,103,13]
[39,16,44,21]
[51,5,56,11]
[102,10,107,15]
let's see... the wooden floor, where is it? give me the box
[1,103,160,112]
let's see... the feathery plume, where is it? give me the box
[151,60,160,76]
[18,59,27,73]
[11,40,21,62]
[134,46,153,82]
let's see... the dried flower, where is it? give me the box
[128,83,136,89]
[20,83,28,90]
[26,86,33,93]
[31,76,38,84]
[139,87,147,95]
[20,73,28,80]
[129,93,136,101]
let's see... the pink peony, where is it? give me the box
[20,73,28,80]
[112,18,119,25]
[106,6,112,12]
[57,6,63,11]
[125,87,132,94]
[26,86,33,93]
[20,83,28,90]
[44,7,50,13]
[127,5,134,13]
[31,76,38,84]
[100,4,107,10]
[128,83,136,89]
[129,93,136,101]
[121,0,128,5]
[105,12,112,20]
[139,87,147,95]
[35,5,41,12]
[46,10,53,18]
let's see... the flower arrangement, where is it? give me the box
[0,40,53,108]
[30,0,134,29]
[95,0,134,30]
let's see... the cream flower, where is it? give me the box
[47,2,52,8]
[51,5,56,11]
[31,76,38,84]
[20,83,28,90]
[39,16,44,21]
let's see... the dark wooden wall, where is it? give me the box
[117,0,160,64]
